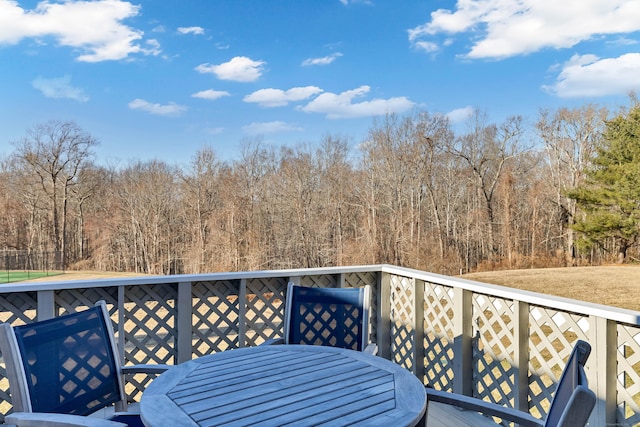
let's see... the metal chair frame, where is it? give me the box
[0,301,168,427]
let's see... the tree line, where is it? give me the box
[1,101,638,276]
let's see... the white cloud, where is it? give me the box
[299,85,414,119]
[244,86,323,107]
[339,0,373,5]
[204,127,224,135]
[242,121,303,135]
[128,98,187,116]
[32,75,89,102]
[414,41,439,53]
[408,0,640,59]
[192,89,231,100]
[0,0,156,62]
[608,37,639,47]
[543,53,640,98]
[142,39,161,56]
[302,53,343,66]
[446,106,474,123]
[177,26,205,35]
[195,56,265,82]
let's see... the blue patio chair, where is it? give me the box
[0,301,170,427]
[425,339,596,427]
[264,282,377,354]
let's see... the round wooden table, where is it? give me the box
[140,344,426,427]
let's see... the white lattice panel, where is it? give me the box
[423,283,455,390]
[124,284,178,401]
[617,324,640,426]
[301,275,337,288]
[528,306,588,418]
[345,271,378,343]
[192,280,240,357]
[57,287,119,315]
[473,294,516,408]
[245,277,287,346]
[391,275,415,371]
[0,293,37,414]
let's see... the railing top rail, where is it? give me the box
[0,265,385,292]
[1,264,638,326]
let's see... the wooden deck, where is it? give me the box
[427,402,502,426]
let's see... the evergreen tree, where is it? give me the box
[569,105,640,263]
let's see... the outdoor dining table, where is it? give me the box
[139,344,427,427]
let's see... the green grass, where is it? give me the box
[0,271,62,284]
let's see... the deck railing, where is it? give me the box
[0,264,637,426]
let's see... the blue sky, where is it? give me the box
[1,0,639,165]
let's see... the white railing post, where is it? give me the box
[378,271,392,360]
[589,315,617,426]
[288,276,301,285]
[239,279,247,348]
[414,279,426,383]
[453,287,473,395]
[117,285,125,363]
[37,290,55,320]
[514,300,530,412]
[177,281,192,363]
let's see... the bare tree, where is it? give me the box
[180,146,224,273]
[536,105,608,265]
[316,135,358,266]
[0,159,27,252]
[70,164,107,260]
[111,160,181,274]
[407,111,455,266]
[360,113,411,265]
[229,138,277,270]
[449,110,524,265]
[10,121,98,268]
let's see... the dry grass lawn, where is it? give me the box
[464,265,640,311]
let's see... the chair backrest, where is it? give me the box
[284,283,371,351]
[544,339,596,427]
[0,301,126,416]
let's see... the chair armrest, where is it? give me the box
[121,364,171,375]
[363,344,378,355]
[426,388,544,427]
[260,338,285,346]
[5,412,127,427]
[557,386,596,427]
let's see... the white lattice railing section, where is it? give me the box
[473,295,516,414]
[391,275,416,372]
[423,283,455,390]
[618,324,640,426]
[528,308,589,419]
[191,280,240,356]
[0,265,637,426]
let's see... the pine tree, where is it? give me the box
[569,105,640,263]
